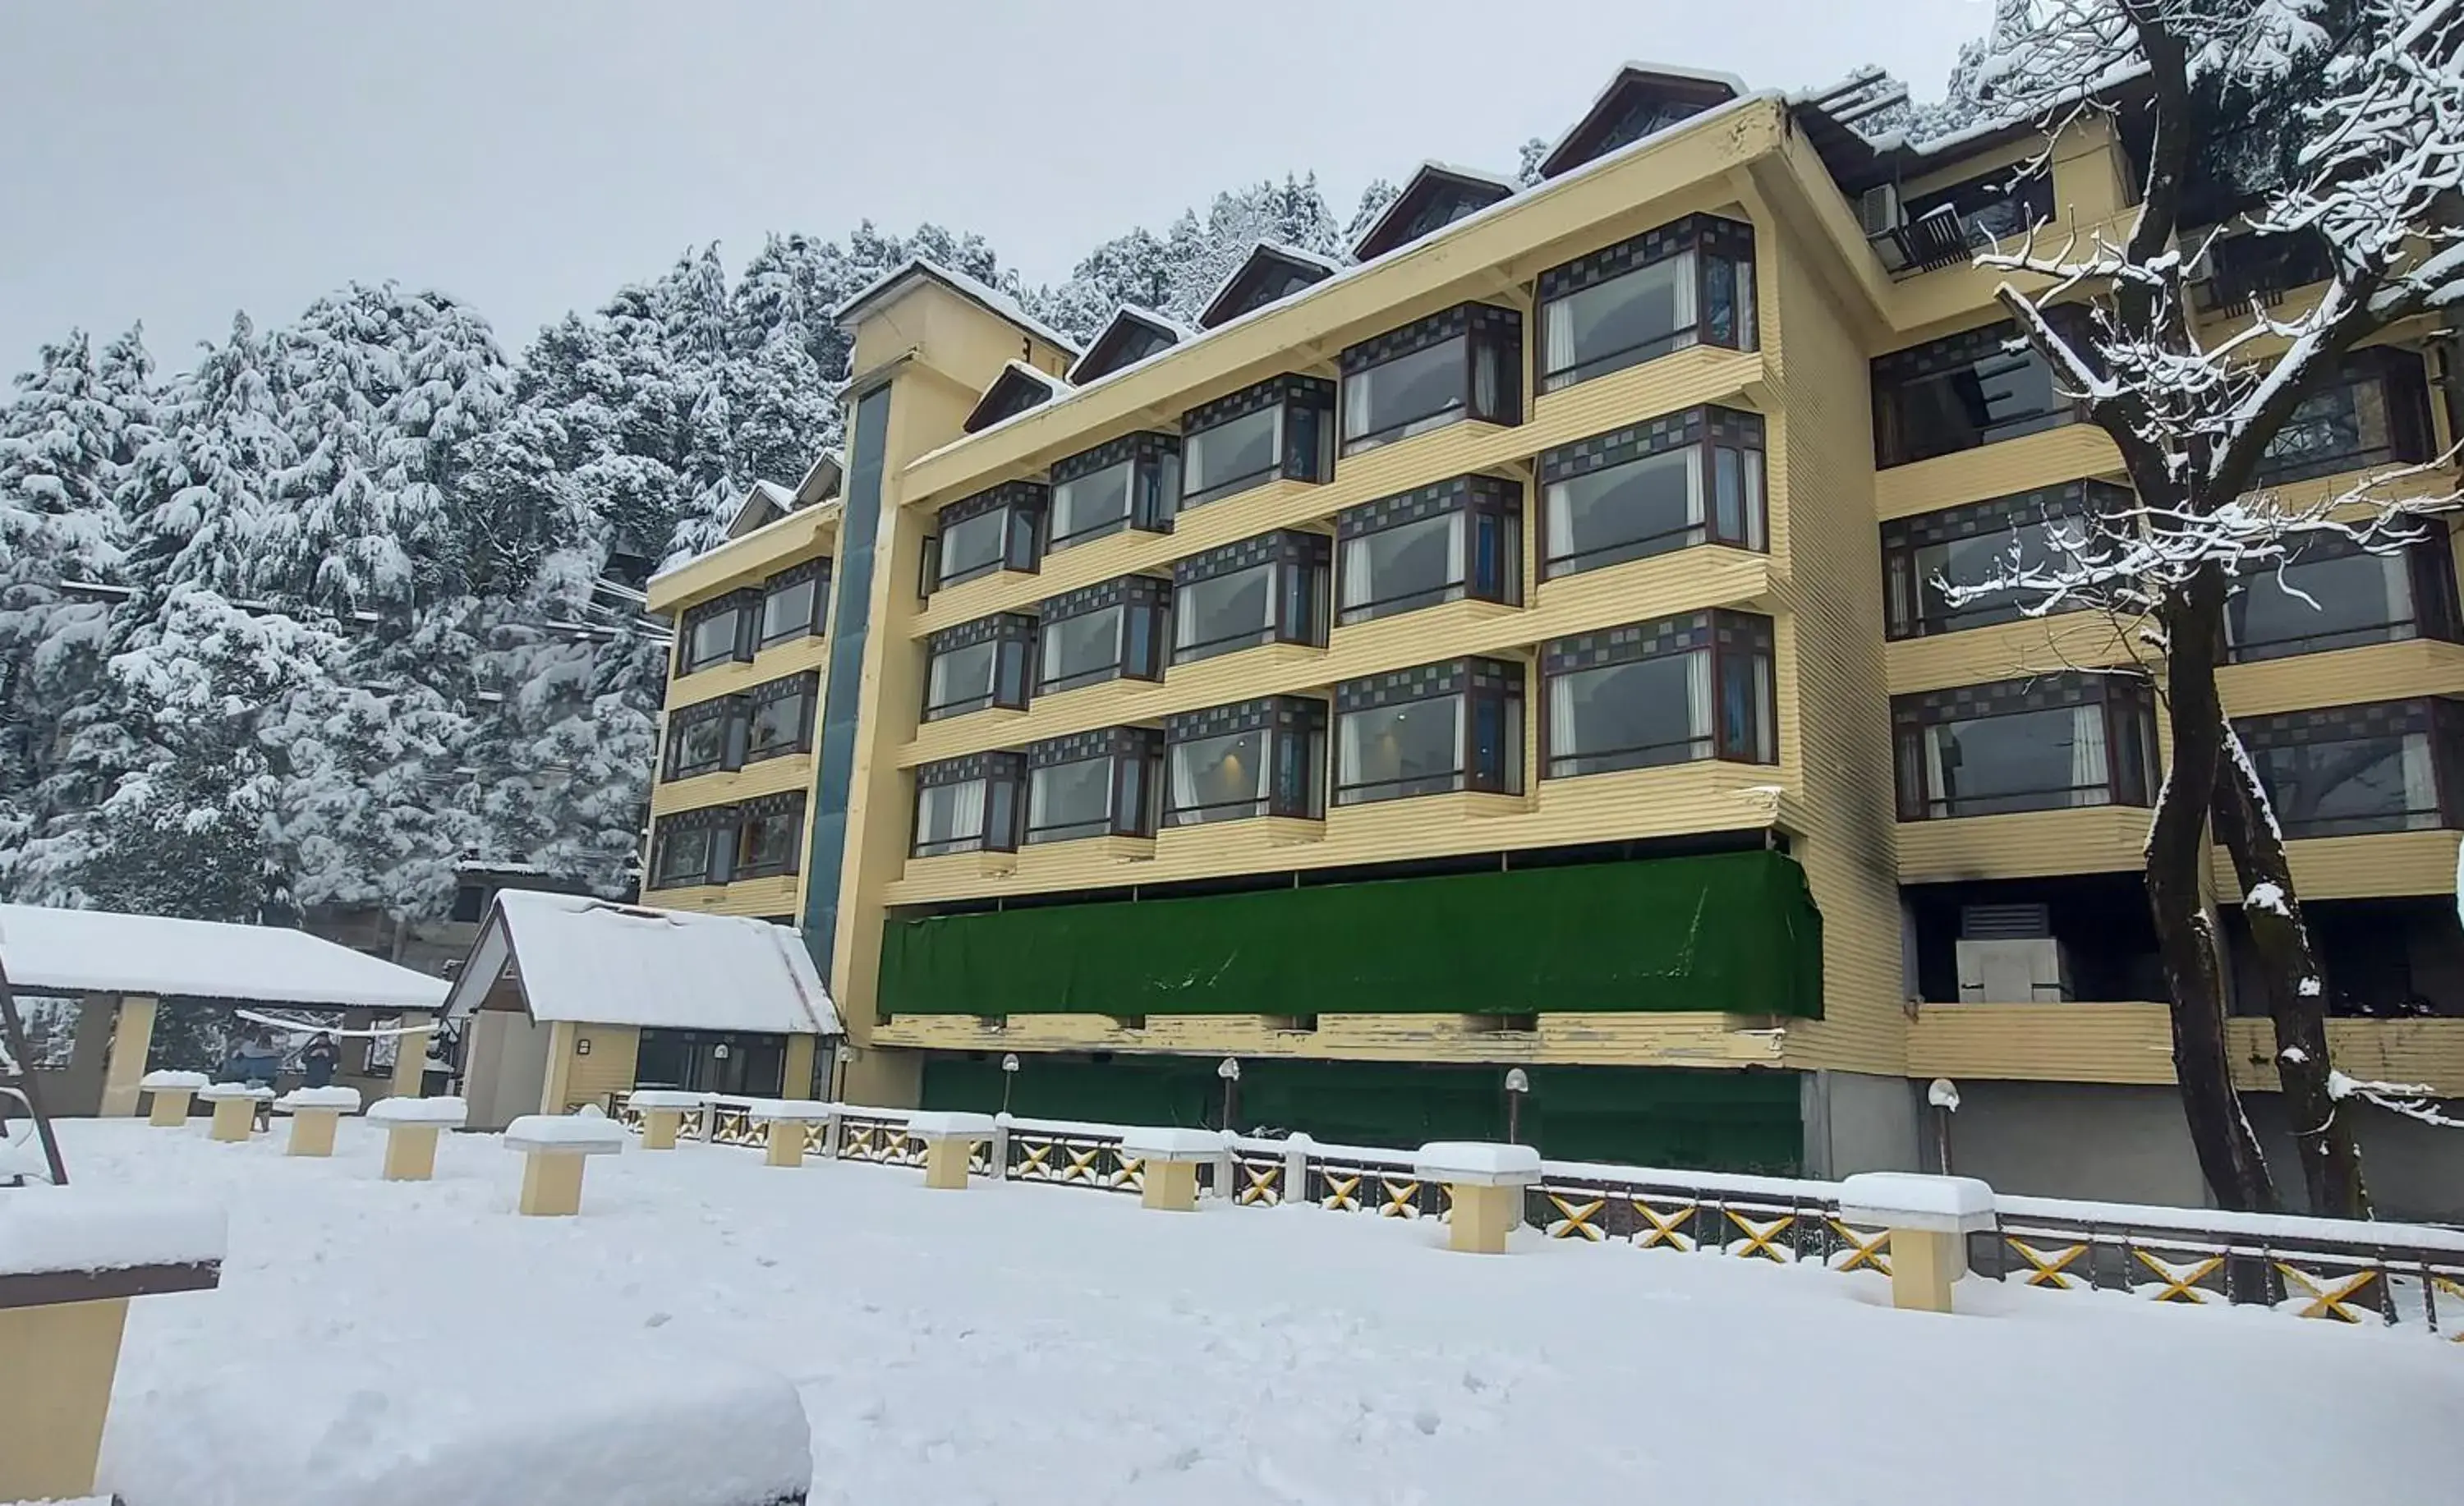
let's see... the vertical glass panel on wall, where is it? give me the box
[1178,376,1335,510]
[1537,215,1757,393]
[1336,475,1522,625]
[1540,406,1765,579]
[1170,531,1330,664]
[1164,696,1328,825]
[1542,611,1776,778]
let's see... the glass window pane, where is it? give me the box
[1343,336,1466,452]
[1050,460,1133,549]
[1039,606,1127,691]
[747,694,807,760]
[913,778,990,856]
[1543,255,1696,391]
[1908,513,2089,636]
[937,510,1008,584]
[1544,448,1702,576]
[1922,705,2108,818]
[2253,732,2439,838]
[671,715,728,777]
[1167,729,1272,824]
[1878,340,2065,466]
[762,580,817,641]
[1336,697,1464,804]
[738,811,798,875]
[1027,756,1116,843]
[2228,546,2417,661]
[687,609,738,669]
[1174,564,1275,662]
[1547,653,1709,776]
[924,639,999,718]
[1340,514,1463,623]
[1184,407,1280,505]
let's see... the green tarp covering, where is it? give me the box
[921,1057,1805,1173]
[880,848,1822,1019]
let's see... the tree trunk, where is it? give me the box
[2210,734,2370,1218]
[2152,583,2280,1212]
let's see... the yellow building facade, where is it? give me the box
[641,68,2464,1211]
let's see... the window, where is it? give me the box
[1171,531,1331,664]
[1892,674,2159,820]
[1895,168,2057,269]
[1337,475,1522,625]
[1179,376,1335,510]
[912,753,1025,857]
[1537,215,1757,393]
[744,672,819,761]
[930,481,1046,592]
[2238,700,2464,839]
[733,793,805,879]
[677,590,758,676]
[2193,227,2337,315]
[2255,348,2435,486]
[1541,406,1765,579]
[1048,433,1179,552]
[1873,317,2082,468]
[1165,696,1328,826]
[2227,535,2462,662]
[760,559,830,645]
[1338,303,1522,455]
[1037,576,1170,693]
[1542,610,1776,778]
[649,807,738,888]
[636,1029,787,1098]
[449,883,489,924]
[664,695,746,781]
[1335,659,1523,806]
[1025,728,1165,843]
[922,614,1036,721]
[1882,482,2126,639]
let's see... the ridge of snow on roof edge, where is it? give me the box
[1114,302,1197,338]
[647,493,843,590]
[0,902,448,1010]
[997,357,1070,395]
[913,90,1777,470]
[488,891,839,1036]
[828,257,1082,356]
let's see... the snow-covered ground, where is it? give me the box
[57,1118,2464,1505]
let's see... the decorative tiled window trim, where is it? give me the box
[1543,608,1768,676]
[2237,697,2442,750]
[1538,214,1755,301]
[1337,475,1519,539]
[1174,530,1331,587]
[1027,726,1163,769]
[925,612,1039,655]
[1165,695,1329,744]
[938,479,1048,530]
[1338,303,1520,374]
[1181,374,1335,438]
[917,751,1026,789]
[1880,480,2126,553]
[1051,431,1180,485]
[1335,656,1521,714]
[1890,671,2113,731]
[1041,573,1170,624]
[1538,406,1764,487]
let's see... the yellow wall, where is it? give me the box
[1908,1003,2464,1097]
[540,1022,641,1113]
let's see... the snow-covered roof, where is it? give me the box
[1537,62,1747,180]
[0,903,449,1011]
[724,478,802,539]
[1195,241,1347,330]
[963,359,1073,434]
[1066,305,1195,386]
[446,892,840,1036]
[830,258,1082,357]
[1349,161,1519,262]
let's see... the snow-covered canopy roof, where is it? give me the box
[1066,305,1193,386]
[1538,62,1745,181]
[829,258,1082,358]
[444,892,840,1036]
[1197,242,1345,330]
[963,360,1072,434]
[1350,162,1518,263]
[0,903,449,1010]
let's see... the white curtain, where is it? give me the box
[1685,651,1712,750]
[1545,481,1576,560]
[1338,714,1367,786]
[1549,673,1580,763]
[2402,732,2438,819]
[1170,746,1201,814]
[1735,257,1758,349]
[926,652,954,708]
[1682,449,1708,534]
[2070,705,2109,806]
[1471,341,1499,417]
[1924,727,1951,817]
[1445,512,1466,586]
[1544,296,1576,380]
[1665,254,1699,329]
[2381,549,2413,627]
[1248,737,1271,801]
[1344,370,1374,440]
[1340,537,1372,610]
[943,780,986,844]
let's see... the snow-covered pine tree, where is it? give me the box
[1951,0,2464,1215]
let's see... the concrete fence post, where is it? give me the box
[1283,1133,1314,1208]
[991,1113,1012,1182]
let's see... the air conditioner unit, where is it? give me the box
[1858,184,1912,273]
[1955,938,2076,1003]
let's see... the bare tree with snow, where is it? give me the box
[1951,0,2464,1215]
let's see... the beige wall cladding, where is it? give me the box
[1907,1003,2464,1096]
[648,751,816,817]
[1896,806,2149,883]
[1885,613,2146,696]
[2217,638,2464,719]
[1873,425,2123,521]
[869,1011,1790,1068]
[661,634,830,714]
[2213,829,2464,901]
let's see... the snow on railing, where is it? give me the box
[605,1099,2464,1335]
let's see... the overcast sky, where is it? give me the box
[0,0,1983,376]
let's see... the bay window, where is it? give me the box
[1025,728,1164,843]
[1872,315,2083,468]
[922,613,1036,721]
[649,806,738,889]
[732,792,805,879]
[1542,610,1776,778]
[677,590,759,676]
[1171,531,1330,665]
[1048,433,1180,551]
[930,481,1046,591]
[1337,475,1522,625]
[1882,481,2126,639]
[2227,533,2462,662]
[912,752,1025,857]
[760,559,830,645]
[743,671,819,761]
[2237,700,2464,838]
[1179,375,1335,510]
[2254,347,2434,486]
[1541,406,1765,579]
[664,694,746,781]
[1338,303,1522,456]
[1892,673,2158,820]
[1537,215,1756,393]
[1037,576,1169,693]
[1165,696,1328,826]
[1335,658,1523,806]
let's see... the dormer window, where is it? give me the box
[1536,66,1740,180]
[1067,305,1187,385]
[931,480,1046,591]
[1538,216,1756,393]
[1179,376,1335,510]
[922,613,1037,721]
[1172,530,1331,665]
[963,361,1069,434]
[1339,303,1523,456]
[1198,243,1340,329]
[1049,433,1179,552]
[1350,163,1515,262]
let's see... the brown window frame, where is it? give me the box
[1892,673,2159,821]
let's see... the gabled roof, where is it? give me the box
[1350,163,1517,263]
[1538,62,1745,181]
[963,360,1072,434]
[1196,242,1345,330]
[723,450,845,540]
[443,892,840,1036]
[0,903,448,1011]
[1066,304,1193,385]
[829,257,1081,357]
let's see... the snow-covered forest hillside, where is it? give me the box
[0,171,1446,924]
